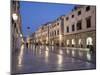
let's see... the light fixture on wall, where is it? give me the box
[12,13,18,21]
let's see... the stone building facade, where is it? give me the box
[35,26,42,44]
[33,5,96,51]
[63,6,96,51]
[11,0,23,52]
[48,16,64,46]
[34,23,50,45]
[40,24,49,45]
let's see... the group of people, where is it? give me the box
[25,42,38,49]
[87,45,94,54]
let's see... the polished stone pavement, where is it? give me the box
[11,44,96,74]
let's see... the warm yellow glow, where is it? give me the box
[86,52,91,60]
[46,46,49,51]
[79,39,82,45]
[46,37,48,41]
[57,55,63,64]
[12,13,18,21]
[79,51,83,57]
[66,50,70,54]
[86,37,93,45]
[45,51,49,63]
[52,41,54,45]
[45,51,49,57]
[67,40,69,45]
[20,34,23,38]
[51,46,54,51]
[59,50,63,54]
[72,50,75,56]
[59,35,62,41]
[72,39,75,45]
[18,45,24,67]
[21,38,24,43]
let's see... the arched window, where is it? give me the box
[78,39,82,45]
[86,37,93,45]
[52,41,54,45]
[72,39,75,45]
[78,39,83,48]
[66,40,69,45]
[72,39,75,47]
[66,40,70,47]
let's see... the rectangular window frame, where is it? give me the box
[72,24,75,31]
[77,20,82,30]
[86,16,91,28]
[66,26,69,33]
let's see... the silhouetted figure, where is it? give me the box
[35,43,38,49]
[90,45,94,54]
[35,44,36,49]
[26,42,28,48]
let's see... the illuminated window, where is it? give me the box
[72,39,75,47]
[86,37,93,45]
[79,39,82,45]
[66,40,69,45]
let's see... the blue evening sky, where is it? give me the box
[19,1,75,37]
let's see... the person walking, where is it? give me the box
[26,42,28,48]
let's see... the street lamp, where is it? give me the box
[12,13,18,47]
[20,34,23,38]
[12,13,22,34]
[12,13,18,21]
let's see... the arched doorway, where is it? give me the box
[78,39,83,48]
[66,40,70,47]
[72,39,75,47]
[86,37,94,53]
[86,37,93,45]
[52,41,54,46]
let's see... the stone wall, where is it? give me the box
[63,30,96,51]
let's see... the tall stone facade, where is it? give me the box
[11,0,22,52]
[33,5,96,51]
[63,6,96,51]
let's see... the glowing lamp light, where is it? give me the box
[59,35,62,41]
[72,39,75,45]
[18,45,24,67]
[57,55,63,64]
[12,13,18,21]
[86,52,91,60]
[20,34,23,38]
[67,40,69,45]
[46,37,48,41]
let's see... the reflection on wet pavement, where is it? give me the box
[57,55,63,65]
[12,44,96,74]
[86,52,91,61]
[18,45,24,67]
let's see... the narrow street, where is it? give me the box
[12,44,96,74]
